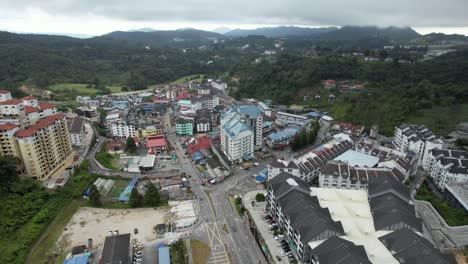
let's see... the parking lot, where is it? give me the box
[243,191,293,264]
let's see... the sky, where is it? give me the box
[0,0,467,36]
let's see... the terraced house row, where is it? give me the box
[0,90,73,180]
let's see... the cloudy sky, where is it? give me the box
[0,0,467,36]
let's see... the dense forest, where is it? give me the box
[231,50,468,135]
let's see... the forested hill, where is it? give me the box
[97,29,222,45]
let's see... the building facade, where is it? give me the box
[423,148,468,190]
[69,117,85,146]
[15,114,73,180]
[220,113,254,162]
[111,122,136,139]
[175,118,193,136]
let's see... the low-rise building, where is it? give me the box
[146,135,167,154]
[444,181,468,211]
[0,90,13,102]
[101,233,131,264]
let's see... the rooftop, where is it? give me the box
[0,99,22,105]
[69,117,84,134]
[15,114,65,137]
[445,181,468,210]
[222,115,252,139]
[0,123,18,131]
[237,105,262,118]
[334,150,380,168]
[38,102,55,110]
[100,233,130,264]
[147,136,167,148]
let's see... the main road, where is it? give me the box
[163,111,267,264]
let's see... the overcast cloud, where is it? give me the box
[0,0,467,35]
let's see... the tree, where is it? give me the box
[129,188,143,208]
[89,185,102,206]
[255,193,265,202]
[0,156,19,191]
[126,137,137,154]
[144,183,160,207]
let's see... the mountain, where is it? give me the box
[224,26,338,38]
[211,27,232,34]
[412,33,468,45]
[96,29,223,45]
[127,27,157,32]
[317,26,421,42]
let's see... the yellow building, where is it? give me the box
[141,125,164,138]
[15,113,73,180]
[0,123,20,157]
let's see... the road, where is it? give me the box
[163,110,268,264]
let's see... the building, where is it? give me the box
[69,117,85,146]
[146,135,167,154]
[235,105,263,150]
[444,182,468,211]
[0,90,13,102]
[197,83,211,95]
[323,80,336,89]
[423,148,468,190]
[158,246,170,264]
[76,107,97,119]
[332,121,365,136]
[175,118,193,136]
[266,173,441,264]
[195,109,211,133]
[15,114,73,180]
[0,124,20,156]
[101,233,131,264]
[208,79,228,91]
[393,124,444,165]
[111,122,136,139]
[268,137,354,182]
[192,94,219,111]
[0,99,26,127]
[220,112,254,162]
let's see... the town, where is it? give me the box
[1,70,467,264]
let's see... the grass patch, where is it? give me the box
[171,74,204,85]
[416,182,468,226]
[107,179,131,199]
[204,190,216,217]
[190,239,210,264]
[222,224,229,234]
[106,85,122,93]
[30,200,84,264]
[170,239,188,264]
[405,104,468,136]
[228,195,241,217]
[95,150,120,170]
[233,196,243,216]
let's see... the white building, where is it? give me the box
[220,113,254,162]
[111,122,136,139]
[236,105,263,150]
[192,94,219,111]
[393,124,443,165]
[423,148,468,190]
[69,117,85,146]
[208,79,228,91]
[0,90,13,102]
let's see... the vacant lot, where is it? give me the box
[191,239,210,264]
[57,207,167,251]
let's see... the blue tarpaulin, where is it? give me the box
[62,254,89,264]
[158,246,170,264]
[118,177,138,202]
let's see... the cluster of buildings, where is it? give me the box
[266,172,454,264]
[0,90,73,180]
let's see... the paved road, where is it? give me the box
[163,110,268,264]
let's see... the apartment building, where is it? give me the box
[0,99,26,127]
[192,94,219,111]
[266,173,440,264]
[195,109,211,133]
[111,122,136,139]
[393,124,443,165]
[0,124,20,156]
[0,90,13,102]
[423,148,468,190]
[220,113,254,162]
[236,105,263,150]
[175,118,193,136]
[15,114,73,180]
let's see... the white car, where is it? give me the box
[275,235,284,240]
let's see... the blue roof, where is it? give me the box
[255,175,266,182]
[222,115,252,139]
[118,177,138,202]
[177,100,192,105]
[158,246,170,264]
[238,105,262,118]
[62,254,89,264]
[191,151,204,161]
[307,112,321,118]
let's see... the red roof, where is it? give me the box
[324,79,336,84]
[0,99,22,105]
[0,89,10,94]
[55,178,64,184]
[147,136,167,148]
[39,102,55,110]
[14,113,65,137]
[22,95,36,100]
[0,124,18,130]
[24,105,39,114]
[187,137,212,154]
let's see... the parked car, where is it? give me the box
[275,235,284,240]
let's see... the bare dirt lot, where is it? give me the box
[57,207,167,251]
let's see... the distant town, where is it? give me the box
[1,69,467,264]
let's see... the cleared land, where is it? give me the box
[190,239,211,264]
[57,207,166,252]
[95,150,120,170]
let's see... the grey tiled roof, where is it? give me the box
[379,229,456,264]
[311,236,371,264]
